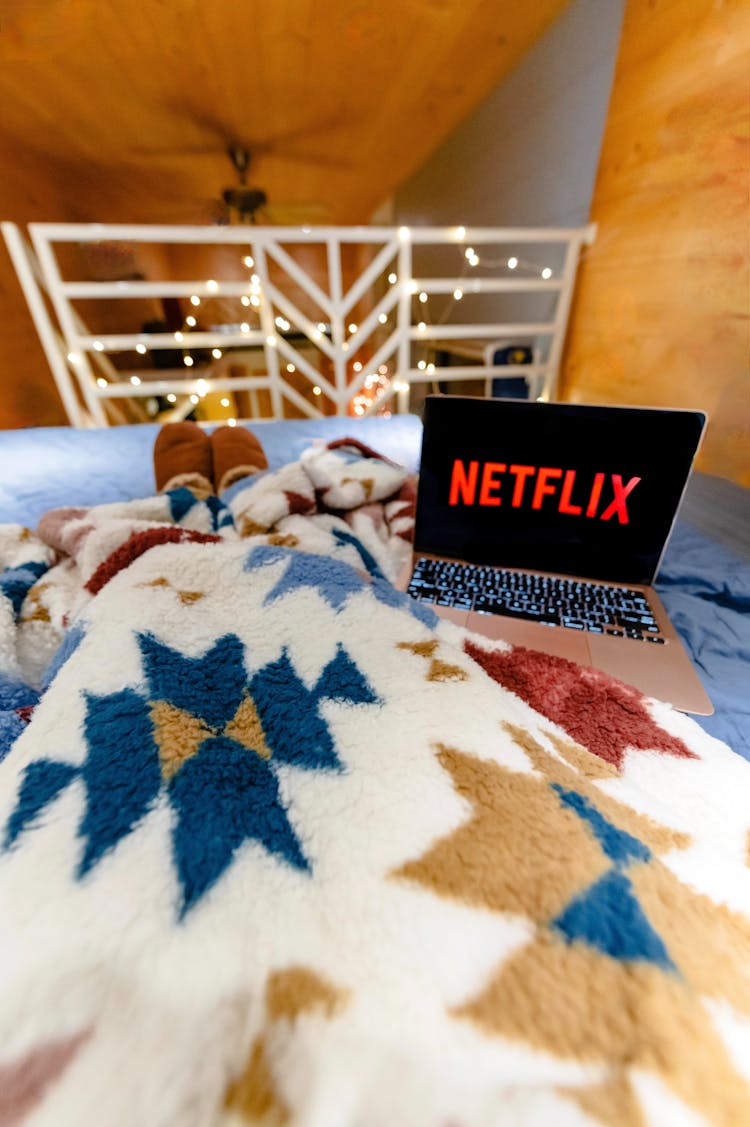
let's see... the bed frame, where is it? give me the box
[3,222,595,427]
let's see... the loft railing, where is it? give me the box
[3,222,596,427]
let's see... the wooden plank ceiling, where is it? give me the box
[0,0,566,225]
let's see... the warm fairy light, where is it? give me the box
[341,342,349,352]
[378,312,388,324]
[286,363,296,373]
[408,280,418,294]
[469,254,480,267]
[417,321,426,332]
[96,377,108,388]
[220,397,230,407]
[317,322,326,332]
[190,295,200,306]
[241,296,251,307]
[508,257,518,270]
[312,330,322,341]
[250,295,260,307]
[241,322,250,333]
[197,378,207,391]
[348,322,358,334]
[167,393,177,403]
[418,292,427,303]
[453,288,463,300]
[465,247,475,260]
[186,315,197,327]
[398,226,410,240]
[353,361,362,372]
[206,279,219,293]
[243,255,254,268]
[67,352,79,364]
[266,335,277,347]
[541,267,553,279]
[212,348,222,359]
[136,343,147,354]
[417,360,426,371]
[184,356,194,367]
[388,272,397,284]
[275,316,290,331]
[378,364,388,375]
[174,331,183,342]
[93,340,104,352]
[250,274,260,286]
[190,394,199,404]
[227,418,237,427]
[130,375,141,386]
[312,385,322,396]
[454,226,466,241]
[354,403,365,415]
[427,362,435,374]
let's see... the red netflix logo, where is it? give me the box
[448,461,641,524]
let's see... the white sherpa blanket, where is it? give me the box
[0,439,748,1127]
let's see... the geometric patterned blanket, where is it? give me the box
[0,440,748,1127]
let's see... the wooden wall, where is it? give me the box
[562,0,750,486]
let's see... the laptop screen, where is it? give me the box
[414,397,705,585]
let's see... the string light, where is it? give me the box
[96,377,108,388]
[167,393,177,403]
[388,272,397,284]
[286,363,296,373]
[241,296,251,307]
[266,335,277,347]
[206,279,219,293]
[184,356,194,367]
[275,316,290,331]
[250,296,260,307]
[130,375,141,386]
[469,253,480,267]
[174,331,183,342]
[312,385,322,396]
[136,343,147,354]
[508,257,518,270]
[250,274,260,286]
[454,226,466,241]
[541,267,553,279]
[211,348,222,359]
[93,340,104,352]
[227,417,237,427]
[312,329,322,341]
[186,315,197,327]
[378,312,388,324]
[465,247,475,260]
[427,362,435,374]
[317,322,326,332]
[67,352,79,364]
[417,360,426,371]
[378,365,388,375]
[190,295,201,306]
[196,378,208,395]
[241,322,250,333]
[417,321,426,332]
[398,226,410,240]
[189,394,199,404]
[243,255,254,268]
[220,397,230,407]
[418,292,428,303]
[353,360,362,372]
[348,322,358,334]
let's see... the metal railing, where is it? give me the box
[3,222,596,427]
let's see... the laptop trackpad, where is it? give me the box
[465,613,591,665]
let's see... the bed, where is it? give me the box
[0,416,749,1126]
[0,416,746,758]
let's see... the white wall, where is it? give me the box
[394,0,624,228]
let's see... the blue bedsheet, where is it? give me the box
[0,418,746,757]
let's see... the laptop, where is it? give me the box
[401,395,712,715]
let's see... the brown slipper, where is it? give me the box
[154,421,214,497]
[211,425,268,494]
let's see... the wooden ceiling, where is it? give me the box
[0,0,567,226]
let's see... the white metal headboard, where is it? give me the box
[3,222,595,427]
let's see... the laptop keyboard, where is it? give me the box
[407,557,664,642]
